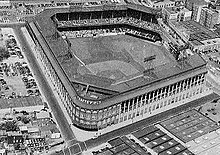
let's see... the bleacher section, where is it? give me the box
[55,9,157,23]
[59,24,161,42]
[53,8,162,42]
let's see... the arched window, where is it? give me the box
[104,109,108,118]
[142,94,146,106]
[124,101,128,113]
[86,121,90,125]
[76,107,79,117]
[121,102,125,113]
[91,111,97,120]
[91,121,96,126]
[112,106,116,115]
[149,91,154,101]
[80,110,84,119]
[129,99,133,111]
[80,119,84,124]
[86,110,91,120]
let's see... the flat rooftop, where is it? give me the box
[171,20,220,46]
[160,109,219,143]
[172,20,219,40]
[186,0,208,6]
[165,7,191,14]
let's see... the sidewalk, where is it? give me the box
[17,26,75,143]
[82,92,219,150]
[20,26,101,143]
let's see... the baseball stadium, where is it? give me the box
[24,0,212,133]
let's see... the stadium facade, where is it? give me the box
[25,3,213,133]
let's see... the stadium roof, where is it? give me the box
[30,6,207,109]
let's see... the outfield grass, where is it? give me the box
[68,35,171,86]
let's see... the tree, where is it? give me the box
[5,39,16,48]
[0,46,9,61]
[1,120,19,131]
[21,117,30,124]
[6,121,18,131]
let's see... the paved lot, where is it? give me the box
[0,25,44,110]
[13,26,76,145]
[0,96,43,109]
[0,27,40,98]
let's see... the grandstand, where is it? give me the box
[58,24,161,42]
[54,8,160,33]
[50,6,164,96]
[25,3,212,132]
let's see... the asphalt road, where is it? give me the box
[13,26,76,143]
[8,24,220,155]
[82,92,219,150]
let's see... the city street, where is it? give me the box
[0,20,219,155]
[16,23,220,154]
[82,92,219,150]
[13,26,76,145]
[2,1,220,155]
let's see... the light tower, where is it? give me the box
[175,44,191,70]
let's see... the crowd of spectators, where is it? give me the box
[61,27,124,38]
[58,17,160,33]
[57,9,162,43]
[0,0,121,23]
[61,26,160,42]
[21,0,120,10]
